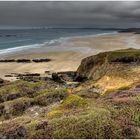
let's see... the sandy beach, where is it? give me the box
[0,32,140,81]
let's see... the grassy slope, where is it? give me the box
[0,80,139,139]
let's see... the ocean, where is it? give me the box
[0,28,119,56]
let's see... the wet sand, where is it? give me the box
[0,32,140,81]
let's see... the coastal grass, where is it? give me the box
[0,97,32,119]
[49,104,137,139]
[47,94,88,118]
[0,80,48,103]
[33,88,68,106]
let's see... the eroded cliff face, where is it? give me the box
[76,48,140,92]
[76,52,109,80]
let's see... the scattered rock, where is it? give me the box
[32,58,51,63]
[5,74,13,77]
[25,106,48,118]
[0,59,15,62]
[57,71,77,82]
[52,73,65,83]
[16,59,31,63]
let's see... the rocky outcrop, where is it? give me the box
[76,49,140,81]
[56,71,77,82]
[76,52,109,81]
[16,59,31,63]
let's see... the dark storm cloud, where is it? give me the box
[0,1,140,28]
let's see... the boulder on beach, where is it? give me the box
[16,59,31,63]
[32,58,51,63]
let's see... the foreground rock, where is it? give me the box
[0,78,9,87]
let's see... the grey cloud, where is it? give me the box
[0,1,140,28]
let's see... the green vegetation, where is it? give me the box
[0,78,139,138]
[0,80,48,103]
[47,94,87,118]
[49,105,137,139]
[33,88,68,106]
[60,94,87,109]
[0,97,32,119]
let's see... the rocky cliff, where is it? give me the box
[76,48,140,92]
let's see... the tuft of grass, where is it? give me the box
[47,110,63,119]
[0,97,32,119]
[33,88,68,106]
[119,106,140,126]
[60,94,87,109]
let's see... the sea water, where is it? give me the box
[0,28,119,55]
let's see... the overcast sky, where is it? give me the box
[0,1,140,28]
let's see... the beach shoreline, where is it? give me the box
[0,32,139,81]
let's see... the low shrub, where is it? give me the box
[60,94,87,109]
[0,97,32,118]
[27,120,52,139]
[0,80,47,103]
[33,88,68,106]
